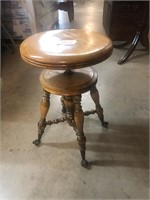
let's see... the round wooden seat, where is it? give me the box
[40,67,97,96]
[20,29,113,70]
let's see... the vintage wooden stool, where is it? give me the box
[20,29,113,167]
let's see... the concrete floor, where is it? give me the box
[1,0,149,199]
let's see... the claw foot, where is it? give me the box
[61,107,66,114]
[102,121,109,128]
[81,160,88,168]
[33,139,41,146]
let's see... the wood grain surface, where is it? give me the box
[20,29,113,69]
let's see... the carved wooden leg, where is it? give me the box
[118,24,143,65]
[33,90,50,146]
[63,96,74,126]
[61,96,66,113]
[90,86,108,128]
[73,95,88,168]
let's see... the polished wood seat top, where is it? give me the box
[20,29,113,70]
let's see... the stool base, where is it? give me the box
[33,86,108,168]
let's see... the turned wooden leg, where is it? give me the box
[33,90,50,146]
[61,96,66,113]
[63,96,74,126]
[90,86,108,128]
[73,95,88,168]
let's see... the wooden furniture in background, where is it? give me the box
[58,0,74,22]
[20,29,113,167]
[103,1,149,64]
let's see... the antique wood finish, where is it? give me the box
[32,67,109,167]
[61,96,66,113]
[90,86,108,128]
[33,90,50,146]
[103,1,149,64]
[63,96,74,126]
[40,67,97,96]
[73,95,88,168]
[20,29,113,70]
[20,29,113,167]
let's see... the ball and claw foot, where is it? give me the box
[81,160,88,168]
[33,139,41,146]
[61,107,66,114]
[102,121,109,128]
